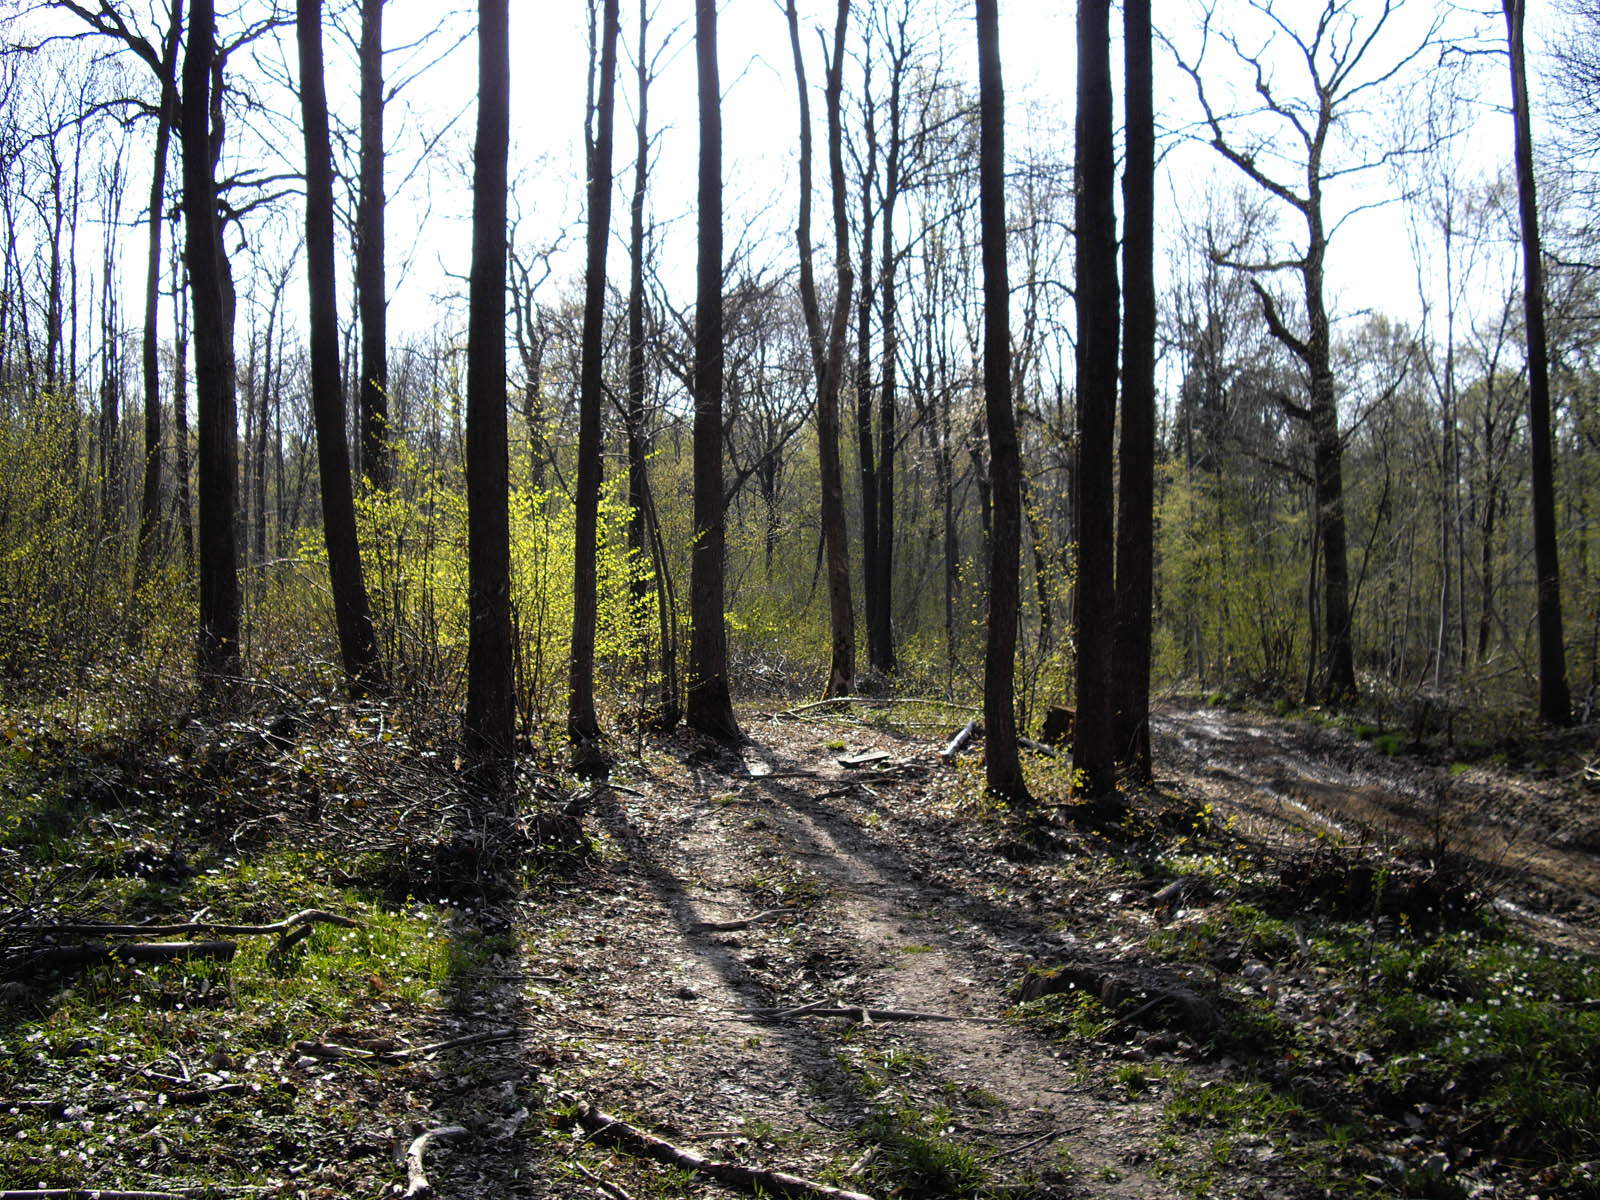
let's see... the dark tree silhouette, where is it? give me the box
[1074,0,1119,801]
[1503,0,1571,725]
[624,0,680,731]
[686,0,741,741]
[976,0,1027,803]
[569,0,619,763]
[296,0,386,700]
[357,0,390,489]
[182,0,240,692]
[1113,0,1155,780]
[786,0,856,700]
[464,0,516,784]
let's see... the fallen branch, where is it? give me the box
[564,1095,877,1200]
[405,1125,469,1199]
[570,1158,636,1200]
[1018,736,1058,759]
[21,909,362,939]
[394,1028,520,1059]
[295,1027,519,1063]
[0,1190,265,1200]
[692,909,787,933]
[736,1005,1002,1025]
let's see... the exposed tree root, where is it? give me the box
[404,1124,469,1198]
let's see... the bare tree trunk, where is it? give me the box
[855,53,880,675]
[786,0,856,700]
[686,0,740,741]
[625,0,677,730]
[1112,0,1154,781]
[137,0,183,583]
[172,225,193,566]
[569,0,619,760]
[298,0,386,700]
[357,0,391,490]
[976,0,1027,803]
[1504,0,1571,725]
[183,0,240,693]
[1073,0,1118,801]
[464,0,516,784]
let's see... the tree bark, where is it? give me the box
[357,0,391,490]
[1504,0,1572,725]
[137,0,184,584]
[1073,0,1118,801]
[298,0,386,700]
[182,0,240,693]
[1112,0,1154,781]
[976,0,1027,803]
[569,0,619,757]
[686,0,741,740]
[464,0,516,785]
[786,0,856,701]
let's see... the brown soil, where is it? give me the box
[393,698,1600,1199]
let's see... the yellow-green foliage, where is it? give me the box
[1157,462,1305,689]
[287,449,652,735]
[0,394,190,689]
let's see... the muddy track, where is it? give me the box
[1153,703,1600,940]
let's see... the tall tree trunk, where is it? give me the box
[172,226,193,566]
[183,0,241,693]
[137,0,184,583]
[464,0,516,784]
[1112,0,1154,781]
[1073,0,1118,801]
[569,0,619,759]
[357,0,391,489]
[625,0,677,729]
[976,0,1027,803]
[1504,0,1571,725]
[856,55,880,673]
[686,0,741,740]
[871,42,905,676]
[786,0,856,700]
[298,0,386,700]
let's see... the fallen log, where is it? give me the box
[27,941,237,972]
[940,719,979,761]
[564,1095,878,1200]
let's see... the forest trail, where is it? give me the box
[408,699,1600,1198]
[496,713,1173,1197]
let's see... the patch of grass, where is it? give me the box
[859,1100,989,1198]
[1374,732,1406,756]
[1012,989,1117,1041]
[900,942,936,955]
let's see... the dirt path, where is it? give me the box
[507,714,1176,1198]
[414,700,1598,1199]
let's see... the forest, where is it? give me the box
[3,1,1600,1198]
